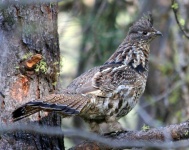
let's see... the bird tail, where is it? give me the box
[12,93,89,122]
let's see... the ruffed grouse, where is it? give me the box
[12,13,162,133]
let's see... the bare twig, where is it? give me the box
[171,0,189,39]
[3,120,189,149]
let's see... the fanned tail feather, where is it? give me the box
[12,106,40,122]
[12,93,89,122]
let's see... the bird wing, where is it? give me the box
[66,66,101,94]
[92,64,137,92]
[67,64,137,95]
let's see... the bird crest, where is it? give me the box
[129,12,153,34]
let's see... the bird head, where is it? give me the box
[128,13,162,43]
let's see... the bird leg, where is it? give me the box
[88,117,124,134]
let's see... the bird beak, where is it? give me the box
[155,30,162,36]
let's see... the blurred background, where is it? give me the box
[57,0,189,147]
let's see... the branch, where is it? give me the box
[3,120,189,149]
[171,0,189,39]
[70,120,189,149]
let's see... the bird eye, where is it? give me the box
[142,31,148,35]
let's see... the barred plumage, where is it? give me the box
[12,13,162,133]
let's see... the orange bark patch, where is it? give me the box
[25,54,42,69]
[10,75,29,102]
[42,5,52,20]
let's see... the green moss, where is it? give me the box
[52,82,57,86]
[53,61,59,65]
[22,52,33,60]
[185,130,189,136]
[35,59,48,73]
[142,124,150,131]
[15,66,20,69]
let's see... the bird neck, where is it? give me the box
[105,39,150,74]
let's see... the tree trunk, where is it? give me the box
[0,3,64,150]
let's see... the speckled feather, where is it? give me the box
[12,13,161,133]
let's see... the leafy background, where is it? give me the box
[57,0,189,148]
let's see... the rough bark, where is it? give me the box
[0,2,63,150]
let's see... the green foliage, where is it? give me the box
[158,62,173,75]
[171,2,178,9]
[175,111,182,122]
[74,0,134,75]
[186,73,189,83]
[179,18,185,26]
[169,89,180,104]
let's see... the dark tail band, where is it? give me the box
[12,101,80,122]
